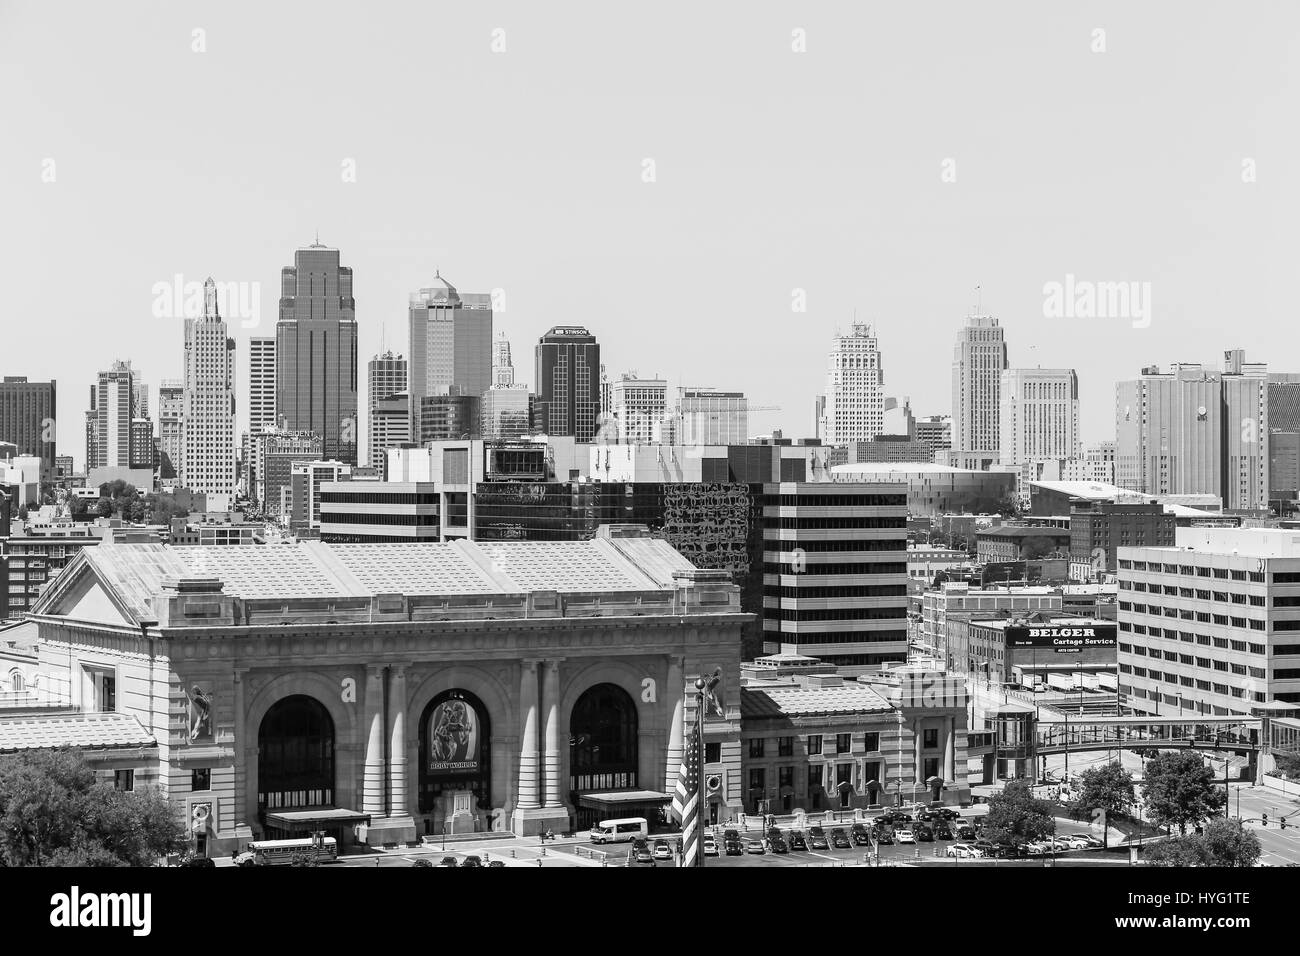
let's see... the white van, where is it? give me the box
[589,817,649,844]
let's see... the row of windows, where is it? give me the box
[767,539,905,553]
[1118,627,1265,653]
[1119,603,1267,630]
[321,492,439,505]
[1120,581,1267,605]
[768,585,908,599]
[780,631,908,645]
[763,562,907,577]
[768,607,907,622]
[764,518,908,531]
[1118,560,1267,582]
[319,513,439,526]
[769,494,906,508]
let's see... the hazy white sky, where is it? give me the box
[2,1,1297,464]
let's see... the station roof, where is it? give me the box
[742,683,895,720]
[0,712,155,753]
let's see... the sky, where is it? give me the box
[2,1,1298,466]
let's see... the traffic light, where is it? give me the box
[1262,813,1268,827]
[1282,817,1288,830]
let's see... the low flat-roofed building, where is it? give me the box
[740,665,969,812]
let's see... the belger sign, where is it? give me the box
[1005,624,1117,652]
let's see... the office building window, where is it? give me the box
[778,736,794,757]
[807,734,822,756]
[114,770,134,792]
[192,768,211,791]
[705,743,721,764]
[748,738,765,759]
[923,728,939,749]
[836,733,851,754]
[863,732,880,752]
[923,757,940,780]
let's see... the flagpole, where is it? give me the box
[695,677,706,869]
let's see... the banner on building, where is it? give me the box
[428,696,480,774]
[1005,624,1117,652]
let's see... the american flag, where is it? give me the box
[670,728,701,867]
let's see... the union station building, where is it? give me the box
[25,525,748,854]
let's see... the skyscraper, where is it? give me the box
[610,373,668,444]
[998,367,1080,465]
[1115,355,1269,511]
[821,322,885,445]
[407,272,493,443]
[533,326,600,441]
[492,332,515,387]
[181,278,236,510]
[951,314,1007,466]
[367,351,408,468]
[157,380,183,480]
[248,337,277,436]
[0,376,56,477]
[675,388,748,445]
[275,242,358,464]
[86,360,140,470]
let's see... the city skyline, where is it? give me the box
[4,4,1297,460]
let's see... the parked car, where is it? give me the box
[1081,835,1105,849]
[946,843,984,859]
[808,827,829,850]
[437,856,459,867]
[746,840,766,855]
[1025,841,1051,856]
[956,825,976,841]
[830,828,852,849]
[723,829,740,844]
[634,845,655,864]
[460,855,483,867]
[724,839,744,856]
[916,825,935,842]
[411,858,433,868]
[1060,835,1092,849]
[934,822,954,840]
[939,808,960,821]
[850,823,871,846]
[653,839,673,860]
[874,826,895,845]
[703,838,719,857]
[179,855,216,868]
[788,830,808,851]
[770,836,789,854]
[896,828,915,844]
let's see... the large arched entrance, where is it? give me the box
[257,695,335,835]
[418,689,491,831]
[569,683,639,830]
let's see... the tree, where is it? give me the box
[1141,751,1228,836]
[1021,535,1062,562]
[984,779,1056,845]
[1143,818,1261,868]
[1070,762,1135,848]
[0,749,185,867]
[996,491,1024,518]
[1273,751,1300,780]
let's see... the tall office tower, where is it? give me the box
[998,368,1080,465]
[610,373,668,443]
[181,278,237,511]
[248,337,277,436]
[0,376,56,477]
[1116,355,1269,510]
[276,241,358,464]
[129,419,156,471]
[821,322,885,446]
[1267,374,1300,506]
[951,314,1008,465]
[86,360,138,470]
[407,272,493,445]
[492,333,515,387]
[676,388,748,445]
[367,351,408,468]
[533,326,601,441]
[156,381,183,480]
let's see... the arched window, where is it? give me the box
[570,683,638,793]
[9,671,23,693]
[257,695,334,811]
[418,689,491,816]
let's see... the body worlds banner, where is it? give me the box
[1006,624,1117,652]
[428,697,480,774]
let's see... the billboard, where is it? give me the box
[428,696,481,774]
[1005,624,1117,652]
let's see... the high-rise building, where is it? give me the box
[367,351,408,468]
[610,373,667,443]
[951,314,1007,463]
[675,388,748,445]
[407,272,493,445]
[157,381,183,480]
[275,242,358,464]
[533,326,601,441]
[0,376,56,477]
[129,419,156,472]
[257,429,321,515]
[1115,356,1269,511]
[86,360,140,471]
[181,278,236,510]
[999,367,1080,466]
[248,337,276,436]
[418,393,479,444]
[821,323,885,446]
[369,393,411,476]
[289,459,352,534]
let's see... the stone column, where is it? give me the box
[542,660,562,808]
[232,668,253,841]
[362,665,387,818]
[516,660,540,810]
[664,656,685,793]
[388,665,409,818]
[913,722,923,798]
